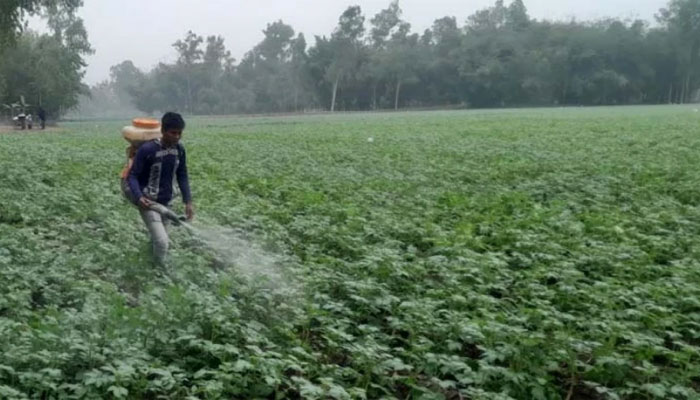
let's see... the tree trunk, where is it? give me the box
[294,85,298,112]
[394,79,402,111]
[372,83,377,110]
[680,76,688,104]
[186,74,192,113]
[331,75,339,112]
[674,82,679,104]
[667,84,673,104]
[687,40,700,104]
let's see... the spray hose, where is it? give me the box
[148,203,186,226]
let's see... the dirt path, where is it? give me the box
[0,125,63,134]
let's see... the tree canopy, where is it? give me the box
[0,0,83,50]
[7,0,700,119]
[0,0,90,119]
[99,0,699,116]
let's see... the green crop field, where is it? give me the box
[1,106,700,399]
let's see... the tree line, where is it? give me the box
[2,0,700,119]
[108,0,699,116]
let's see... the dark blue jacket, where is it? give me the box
[127,139,192,206]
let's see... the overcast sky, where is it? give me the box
[38,0,668,84]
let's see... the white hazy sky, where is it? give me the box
[35,0,668,84]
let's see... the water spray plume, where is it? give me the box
[148,203,296,291]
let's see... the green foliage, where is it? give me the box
[0,0,90,119]
[658,0,700,103]
[106,0,700,116]
[0,0,83,51]
[0,31,90,118]
[1,106,699,398]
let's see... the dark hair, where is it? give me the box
[162,112,185,132]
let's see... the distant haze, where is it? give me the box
[44,0,667,84]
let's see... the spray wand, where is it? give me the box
[148,203,192,230]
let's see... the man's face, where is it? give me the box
[162,128,183,147]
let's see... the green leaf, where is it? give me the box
[108,385,129,399]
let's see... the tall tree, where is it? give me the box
[379,22,423,109]
[506,0,530,31]
[466,0,507,32]
[200,35,232,113]
[370,1,402,48]
[658,0,700,102]
[173,31,204,113]
[290,33,313,111]
[365,1,403,109]
[325,6,366,111]
[423,17,464,105]
[110,60,146,105]
[238,21,298,112]
[203,35,232,69]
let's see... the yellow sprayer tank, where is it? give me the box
[120,118,161,180]
[122,118,162,146]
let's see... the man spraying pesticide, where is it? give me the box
[121,112,195,266]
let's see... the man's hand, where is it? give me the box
[185,203,194,221]
[139,196,153,209]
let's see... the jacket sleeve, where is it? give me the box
[128,145,150,201]
[177,146,192,204]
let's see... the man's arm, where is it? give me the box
[177,146,194,220]
[128,145,151,207]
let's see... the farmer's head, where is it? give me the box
[161,112,186,147]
